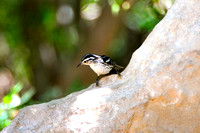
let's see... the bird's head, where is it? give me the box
[77,54,97,67]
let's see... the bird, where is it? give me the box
[77,54,124,86]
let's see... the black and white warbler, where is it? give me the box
[77,54,123,86]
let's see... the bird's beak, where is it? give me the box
[77,62,82,67]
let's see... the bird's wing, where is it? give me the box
[100,55,113,66]
[100,55,124,70]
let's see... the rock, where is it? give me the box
[2,0,200,132]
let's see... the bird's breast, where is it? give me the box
[89,64,112,76]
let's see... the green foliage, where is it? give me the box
[125,0,162,31]
[81,0,100,8]
[109,32,127,57]
[68,78,87,94]
[108,0,123,15]
[0,83,35,130]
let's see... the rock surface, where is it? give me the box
[2,0,200,132]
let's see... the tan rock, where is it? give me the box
[2,0,200,132]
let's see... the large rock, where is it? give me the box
[2,0,200,132]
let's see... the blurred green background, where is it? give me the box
[0,0,174,130]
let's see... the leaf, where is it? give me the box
[3,94,12,104]
[11,82,23,94]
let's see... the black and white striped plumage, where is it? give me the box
[77,54,123,86]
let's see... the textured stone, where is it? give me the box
[2,0,200,132]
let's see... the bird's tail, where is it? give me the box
[114,64,124,70]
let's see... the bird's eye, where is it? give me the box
[84,61,86,63]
